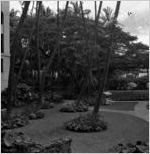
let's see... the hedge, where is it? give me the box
[109,90,149,101]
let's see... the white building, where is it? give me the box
[1,1,10,91]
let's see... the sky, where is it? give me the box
[10,1,149,46]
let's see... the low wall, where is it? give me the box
[109,90,149,101]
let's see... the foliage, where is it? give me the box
[52,93,63,102]
[41,101,54,109]
[2,114,29,130]
[15,83,38,106]
[65,113,107,132]
[109,141,149,153]
[84,95,97,106]
[110,90,149,101]
[108,78,128,90]
[1,88,9,109]
[135,76,149,90]
[29,111,45,120]
[9,3,149,103]
[60,101,88,112]
[108,73,149,90]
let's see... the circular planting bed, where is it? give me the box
[65,113,107,132]
[60,101,88,112]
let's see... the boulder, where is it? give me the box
[109,141,149,153]
[2,131,72,153]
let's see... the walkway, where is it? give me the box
[90,101,149,122]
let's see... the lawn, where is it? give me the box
[101,101,138,111]
[13,104,149,153]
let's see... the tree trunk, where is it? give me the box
[7,1,30,112]
[41,1,69,93]
[35,1,42,108]
[13,4,36,104]
[96,1,103,23]
[93,1,121,116]
[95,1,97,21]
[94,1,103,45]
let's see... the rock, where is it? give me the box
[29,113,36,119]
[42,137,72,153]
[2,114,29,130]
[136,145,149,153]
[2,131,72,153]
[109,141,149,153]
[3,131,15,147]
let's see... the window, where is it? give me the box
[1,11,4,24]
[1,58,3,72]
[1,34,4,53]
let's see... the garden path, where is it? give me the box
[13,101,149,153]
[90,101,149,122]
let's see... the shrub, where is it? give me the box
[59,102,76,112]
[108,78,128,90]
[1,88,9,109]
[65,113,107,132]
[52,93,63,103]
[108,76,149,90]
[2,114,29,130]
[84,96,96,106]
[110,90,149,101]
[135,76,149,90]
[59,101,88,112]
[29,111,45,120]
[41,101,54,109]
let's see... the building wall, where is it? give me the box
[1,1,10,91]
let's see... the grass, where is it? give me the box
[101,101,138,111]
[13,104,149,153]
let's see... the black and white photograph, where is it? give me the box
[1,0,149,153]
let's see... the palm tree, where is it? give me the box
[35,2,42,107]
[92,1,121,116]
[8,1,30,113]
[41,1,69,93]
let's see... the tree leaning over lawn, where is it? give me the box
[8,1,30,112]
[92,1,121,116]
